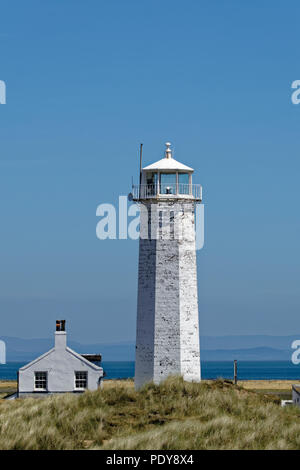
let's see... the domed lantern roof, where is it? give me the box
[142,143,193,172]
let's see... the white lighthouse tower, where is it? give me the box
[132,142,202,389]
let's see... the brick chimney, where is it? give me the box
[55,320,67,350]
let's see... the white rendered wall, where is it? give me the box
[135,238,156,388]
[135,200,201,388]
[178,203,201,382]
[153,235,181,384]
[292,388,300,407]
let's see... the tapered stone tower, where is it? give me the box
[132,143,202,389]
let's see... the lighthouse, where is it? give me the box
[132,142,202,389]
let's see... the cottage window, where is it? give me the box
[34,371,47,390]
[75,371,88,389]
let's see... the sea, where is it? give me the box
[0,361,300,381]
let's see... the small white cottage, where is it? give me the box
[18,321,104,398]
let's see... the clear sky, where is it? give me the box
[0,1,299,343]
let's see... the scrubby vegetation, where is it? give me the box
[0,381,17,400]
[0,377,300,450]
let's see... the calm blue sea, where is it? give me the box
[1,361,300,381]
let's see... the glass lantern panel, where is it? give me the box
[178,173,190,194]
[160,173,176,195]
[145,172,158,196]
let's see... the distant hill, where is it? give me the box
[0,337,135,362]
[201,335,300,351]
[0,334,298,362]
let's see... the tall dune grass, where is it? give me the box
[0,377,299,450]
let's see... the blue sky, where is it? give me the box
[0,1,299,343]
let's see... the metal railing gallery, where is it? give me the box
[132,183,202,200]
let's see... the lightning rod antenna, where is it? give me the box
[139,143,143,191]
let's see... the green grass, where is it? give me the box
[0,377,300,450]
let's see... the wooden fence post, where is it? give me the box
[234,360,238,385]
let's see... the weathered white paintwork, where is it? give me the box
[134,143,201,389]
[18,330,103,398]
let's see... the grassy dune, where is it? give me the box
[239,380,300,391]
[238,380,300,400]
[0,381,17,399]
[0,377,299,450]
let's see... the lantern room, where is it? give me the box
[132,142,202,201]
